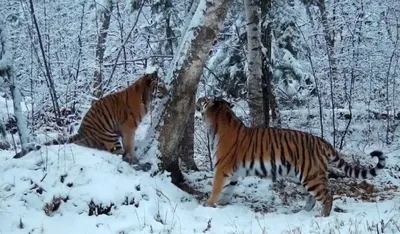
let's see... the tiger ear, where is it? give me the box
[206,97,216,106]
[146,71,158,83]
[197,96,212,108]
[200,96,209,103]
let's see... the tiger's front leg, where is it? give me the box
[122,133,138,164]
[218,172,239,205]
[122,132,138,164]
[120,122,138,165]
[205,168,230,207]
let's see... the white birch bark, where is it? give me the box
[244,0,264,127]
[156,0,229,185]
[0,23,29,149]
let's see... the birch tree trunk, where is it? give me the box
[0,23,29,150]
[244,0,264,127]
[92,0,113,101]
[157,0,229,186]
[7,68,29,149]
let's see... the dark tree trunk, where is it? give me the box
[260,0,281,127]
[177,100,199,171]
[92,1,113,102]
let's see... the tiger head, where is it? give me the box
[139,71,168,104]
[195,96,235,121]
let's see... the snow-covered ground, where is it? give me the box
[1,143,400,234]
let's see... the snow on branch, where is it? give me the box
[163,0,208,86]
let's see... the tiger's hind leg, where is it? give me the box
[73,132,123,155]
[290,178,316,212]
[302,174,333,217]
[219,172,239,205]
[109,141,125,155]
[103,139,125,155]
[295,182,317,211]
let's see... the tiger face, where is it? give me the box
[195,96,234,120]
[140,72,168,103]
[150,74,168,99]
[195,96,211,120]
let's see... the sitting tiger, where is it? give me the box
[13,72,168,164]
[195,96,386,217]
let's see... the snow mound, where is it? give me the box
[0,146,193,234]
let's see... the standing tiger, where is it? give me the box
[195,96,386,217]
[13,72,168,164]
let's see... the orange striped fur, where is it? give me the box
[195,96,386,217]
[14,72,168,164]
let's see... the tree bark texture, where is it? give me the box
[318,0,337,146]
[244,0,264,127]
[174,0,201,172]
[260,0,281,128]
[177,99,199,171]
[92,1,113,101]
[157,0,229,186]
[318,0,337,80]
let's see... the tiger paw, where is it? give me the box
[315,211,330,218]
[303,195,316,211]
[203,200,217,208]
[113,149,125,155]
[292,208,302,214]
[122,154,138,165]
[218,196,231,206]
[132,162,152,172]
